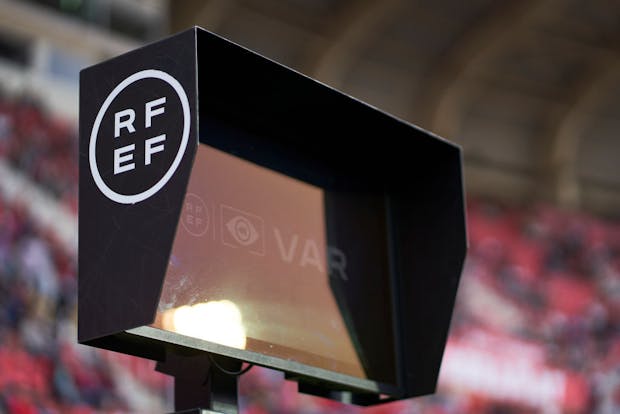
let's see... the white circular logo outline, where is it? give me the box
[89,69,190,204]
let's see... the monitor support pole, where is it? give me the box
[156,352,241,414]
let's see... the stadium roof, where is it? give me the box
[171,0,620,217]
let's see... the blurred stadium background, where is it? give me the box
[0,0,618,412]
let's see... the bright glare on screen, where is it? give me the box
[161,300,247,349]
[152,143,395,382]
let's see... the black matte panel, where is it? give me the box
[79,29,198,341]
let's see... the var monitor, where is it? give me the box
[78,27,467,405]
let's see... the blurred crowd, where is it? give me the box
[0,192,170,413]
[432,200,620,413]
[0,94,78,213]
[0,93,618,413]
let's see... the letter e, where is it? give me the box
[114,144,135,174]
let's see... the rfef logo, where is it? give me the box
[89,69,190,204]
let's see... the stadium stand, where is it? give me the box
[0,91,618,413]
[0,93,77,213]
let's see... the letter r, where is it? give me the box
[114,109,136,138]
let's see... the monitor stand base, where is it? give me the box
[157,352,240,414]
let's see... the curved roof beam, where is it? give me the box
[305,0,404,88]
[423,0,550,138]
[543,49,620,208]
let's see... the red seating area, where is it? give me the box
[428,200,620,413]
[0,93,618,413]
[0,192,170,412]
[0,94,78,213]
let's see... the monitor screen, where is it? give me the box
[152,143,397,384]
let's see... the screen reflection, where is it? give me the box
[152,143,395,383]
